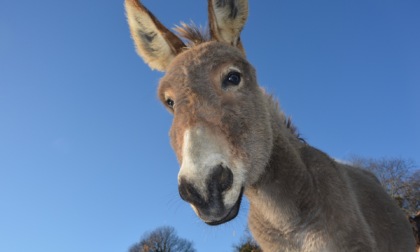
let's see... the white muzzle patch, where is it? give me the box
[178,127,245,207]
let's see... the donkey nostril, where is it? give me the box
[214,165,233,192]
[178,178,205,207]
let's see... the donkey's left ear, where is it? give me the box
[125,0,186,71]
[208,0,248,51]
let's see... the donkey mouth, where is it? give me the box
[205,187,244,226]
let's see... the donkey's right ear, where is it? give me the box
[125,0,186,71]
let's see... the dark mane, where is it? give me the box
[267,93,305,143]
[174,22,211,47]
[284,116,305,143]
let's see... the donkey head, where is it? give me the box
[125,0,273,225]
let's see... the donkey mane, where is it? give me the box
[174,22,211,47]
[266,94,305,142]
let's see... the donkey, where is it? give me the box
[124,0,416,251]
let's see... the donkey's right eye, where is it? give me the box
[222,71,242,89]
[166,98,174,108]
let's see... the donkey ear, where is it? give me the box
[125,0,186,71]
[208,0,248,50]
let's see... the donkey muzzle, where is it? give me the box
[178,165,242,225]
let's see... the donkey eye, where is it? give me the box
[166,98,174,108]
[223,72,241,89]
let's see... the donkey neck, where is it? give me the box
[245,94,319,236]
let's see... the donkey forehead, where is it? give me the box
[160,42,247,88]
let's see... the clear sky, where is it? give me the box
[1,0,419,251]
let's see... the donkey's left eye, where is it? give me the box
[166,98,174,108]
[223,72,241,89]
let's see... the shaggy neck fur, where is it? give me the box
[244,95,415,252]
[246,94,372,251]
[245,95,317,250]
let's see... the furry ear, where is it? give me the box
[125,0,186,71]
[208,0,248,51]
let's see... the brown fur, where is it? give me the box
[125,0,416,251]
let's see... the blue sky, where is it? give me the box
[1,0,419,251]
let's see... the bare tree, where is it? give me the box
[349,156,419,215]
[129,226,196,252]
[406,170,420,214]
[233,228,262,252]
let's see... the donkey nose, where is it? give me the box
[178,165,233,208]
[178,177,205,207]
[210,165,233,193]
